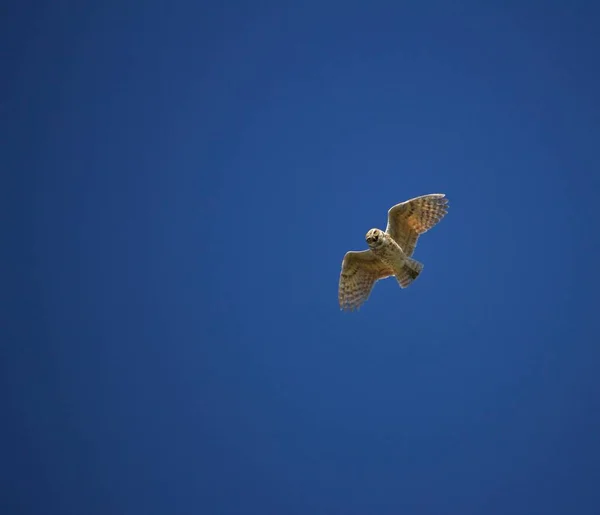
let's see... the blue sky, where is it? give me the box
[4,1,600,514]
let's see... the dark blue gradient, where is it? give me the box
[4,2,600,514]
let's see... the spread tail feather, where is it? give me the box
[396,257,423,288]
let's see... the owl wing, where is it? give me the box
[385,194,448,257]
[338,250,394,311]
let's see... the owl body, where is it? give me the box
[368,231,406,274]
[338,193,449,311]
[366,228,424,290]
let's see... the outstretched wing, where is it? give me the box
[338,250,393,311]
[385,194,448,257]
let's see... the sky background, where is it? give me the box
[3,1,600,514]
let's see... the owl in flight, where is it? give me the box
[338,194,449,311]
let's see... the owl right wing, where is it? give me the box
[338,250,394,311]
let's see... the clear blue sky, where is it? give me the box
[4,1,600,514]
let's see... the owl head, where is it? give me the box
[365,228,385,249]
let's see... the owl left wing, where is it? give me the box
[338,250,394,311]
[385,194,448,257]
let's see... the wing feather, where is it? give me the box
[385,194,448,257]
[338,250,393,311]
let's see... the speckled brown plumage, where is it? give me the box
[386,194,449,257]
[338,250,394,311]
[338,194,448,311]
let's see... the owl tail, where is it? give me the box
[396,257,424,288]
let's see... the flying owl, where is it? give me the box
[338,193,449,311]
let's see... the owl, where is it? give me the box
[338,194,449,311]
